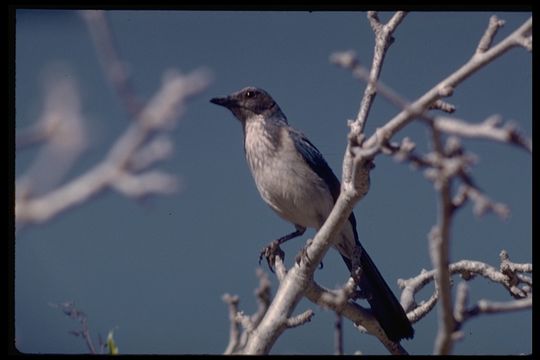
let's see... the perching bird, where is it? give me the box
[210,86,414,342]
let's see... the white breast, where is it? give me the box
[244,117,335,229]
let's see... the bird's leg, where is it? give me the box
[259,226,306,272]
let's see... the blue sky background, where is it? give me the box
[14,10,531,355]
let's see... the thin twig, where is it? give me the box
[476,16,506,54]
[80,10,144,116]
[285,309,314,328]
[398,253,532,325]
[16,68,87,197]
[222,294,241,355]
[355,11,408,134]
[453,281,532,340]
[434,115,532,153]
[305,280,408,355]
[334,312,344,355]
[49,301,98,354]
[222,269,275,354]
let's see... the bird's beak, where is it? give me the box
[210,96,236,108]
[211,94,245,122]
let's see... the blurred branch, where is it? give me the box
[16,70,210,228]
[433,115,532,153]
[16,11,212,229]
[16,120,58,150]
[453,282,532,339]
[17,67,87,197]
[285,309,314,328]
[80,10,144,116]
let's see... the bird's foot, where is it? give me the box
[349,288,369,301]
[294,239,323,269]
[259,240,285,273]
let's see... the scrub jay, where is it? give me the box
[210,86,414,342]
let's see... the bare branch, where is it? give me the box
[330,51,410,124]
[235,311,255,334]
[406,292,439,324]
[430,224,455,354]
[358,16,531,153]
[271,248,288,282]
[305,280,408,355]
[129,136,174,172]
[429,99,456,114]
[251,269,272,327]
[465,295,532,319]
[49,301,98,354]
[222,294,241,355]
[453,281,469,325]
[330,11,407,195]
[476,16,506,54]
[16,119,59,150]
[332,57,532,156]
[240,14,530,356]
[222,269,275,354]
[285,309,314,329]
[384,129,512,222]
[17,66,87,197]
[434,115,532,153]
[500,249,532,273]
[355,11,407,134]
[111,170,179,197]
[80,10,143,116]
[453,281,532,340]
[398,253,532,325]
[453,183,510,219]
[16,9,212,230]
[16,70,211,228]
[499,250,533,298]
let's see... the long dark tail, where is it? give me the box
[342,214,414,342]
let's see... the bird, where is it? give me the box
[210,86,414,342]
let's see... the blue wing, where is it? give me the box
[288,128,341,201]
[288,128,359,245]
[288,128,414,341]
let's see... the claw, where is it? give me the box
[259,240,285,273]
[294,240,323,269]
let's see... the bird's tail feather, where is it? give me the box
[341,250,414,342]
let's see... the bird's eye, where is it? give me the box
[245,90,255,98]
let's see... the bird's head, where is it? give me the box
[210,87,286,124]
